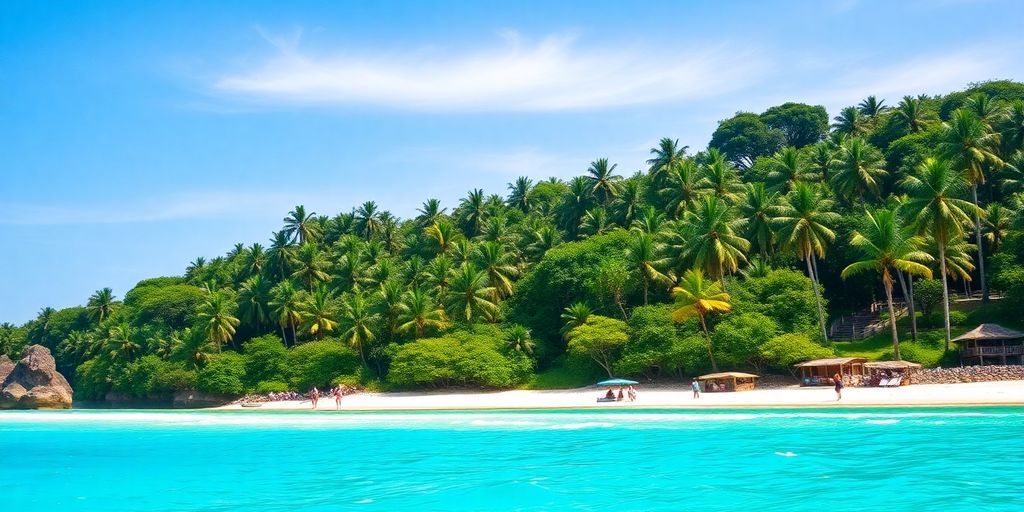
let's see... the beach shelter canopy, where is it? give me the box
[696,372,758,392]
[863,361,922,370]
[794,357,867,367]
[697,372,759,380]
[596,378,639,386]
[951,324,1024,343]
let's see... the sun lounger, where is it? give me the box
[885,377,902,387]
[878,378,890,386]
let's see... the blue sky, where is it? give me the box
[2,0,1023,324]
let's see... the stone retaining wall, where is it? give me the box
[911,365,1024,384]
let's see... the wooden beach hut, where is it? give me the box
[697,372,759,392]
[952,324,1024,366]
[795,357,866,386]
[863,360,922,386]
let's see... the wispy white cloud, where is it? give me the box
[210,31,768,112]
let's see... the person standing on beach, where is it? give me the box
[310,387,320,409]
[627,385,636,402]
[691,379,700,399]
[333,386,343,410]
[833,373,843,401]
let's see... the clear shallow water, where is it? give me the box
[2,408,1023,511]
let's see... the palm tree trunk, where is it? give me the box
[291,323,298,348]
[896,270,917,342]
[939,244,952,352]
[699,314,718,372]
[884,278,901,361]
[806,253,829,343]
[279,325,287,346]
[971,185,988,303]
[642,276,649,305]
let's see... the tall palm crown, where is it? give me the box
[416,199,447,225]
[354,201,382,240]
[559,176,594,237]
[614,180,644,226]
[626,231,672,305]
[197,292,240,352]
[671,269,731,371]
[291,243,329,291]
[675,195,750,281]
[580,206,612,237]
[630,205,666,235]
[269,281,303,346]
[646,137,688,186]
[893,95,933,133]
[841,209,933,360]
[267,231,295,280]
[983,203,1014,253]
[830,137,888,207]
[857,95,889,119]
[660,158,701,219]
[425,218,462,255]
[832,106,868,136]
[506,176,534,213]
[1000,100,1024,155]
[964,93,1006,129]
[86,287,117,323]
[767,146,814,192]
[773,183,839,261]
[474,241,518,301]
[398,287,449,338]
[237,275,272,328]
[939,108,1004,186]
[585,158,622,204]
[900,158,979,250]
[338,292,379,367]
[805,143,835,183]
[445,263,498,323]
[283,205,320,245]
[737,183,779,257]
[302,285,338,339]
[459,189,488,237]
[698,149,744,203]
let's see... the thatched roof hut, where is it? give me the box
[697,372,759,392]
[952,324,1024,365]
[795,357,866,385]
[864,360,922,385]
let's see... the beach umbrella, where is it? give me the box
[595,378,639,386]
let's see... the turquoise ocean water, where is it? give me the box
[2,407,1023,511]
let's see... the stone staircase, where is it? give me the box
[830,301,906,341]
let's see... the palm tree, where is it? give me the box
[626,232,671,304]
[474,241,518,301]
[237,275,272,329]
[660,158,702,219]
[805,142,835,183]
[842,209,933,360]
[174,328,216,369]
[738,183,779,258]
[398,287,449,338]
[1001,100,1024,155]
[630,205,666,235]
[376,280,405,342]
[445,263,498,323]
[197,292,240,352]
[86,287,117,323]
[283,205,320,244]
[526,225,561,261]
[507,176,534,213]
[615,180,644,226]
[900,157,981,350]
[647,137,688,188]
[243,243,267,278]
[559,176,594,238]
[675,195,750,282]
[104,323,140,364]
[267,231,295,280]
[585,158,622,204]
[338,292,379,368]
[964,93,1006,129]
[832,106,868,136]
[671,269,731,372]
[269,281,303,346]
[416,199,447,225]
[504,324,536,355]
[939,108,1003,302]
[772,183,840,341]
[857,95,889,120]
[831,137,888,208]
[301,285,338,339]
[560,302,592,338]
[425,255,455,297]
[767,146,814,192]
[893,95,933,133]
[290,243,329,291]
[983,203,1014,253]
[580,206,613,237]
[354,201,382,240]
[425,219,461,255]
[698,149,744,203]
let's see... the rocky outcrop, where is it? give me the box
[0,345,73,409]
[0,355,14,384]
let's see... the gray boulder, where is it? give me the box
[0,355,13,383]
[0,345,73,409]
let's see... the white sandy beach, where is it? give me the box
[217,380,1024,411]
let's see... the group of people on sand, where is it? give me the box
[308,386,345,410]
[602,385,637,402]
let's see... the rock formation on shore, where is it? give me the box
[0,345,74,409]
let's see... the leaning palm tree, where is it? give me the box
[301,285,338,339]
[86,287,117,323]
[674,195,750,282]
[585,158,622,204]
[269,281,303,346]
[338,292,379,369]
[900,157,981,350]
[830,137,888,208]
[671,269,731,372]
[772,183,839,341]
[283,205,320,244]
[196,292,240,352]
[938,108,1004,303]
[841,209,933,360]
[647,137,689,188]
[625,232,672,305]
[397,287,449,339]
[445,263,498,323]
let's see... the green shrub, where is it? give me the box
[254,380,290,393]
[918,330,945,349]
[73,358,113,400]
[287,339,361,390]
[196,352,246,395]
[926,310,967,327]
[154,364,196,392]
[112,355,163,397]
[242,335,288,388]
[760,333,833,373]
[388,332,532,388]
[712,312,779,371]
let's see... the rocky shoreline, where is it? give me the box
[911,365,1024,384]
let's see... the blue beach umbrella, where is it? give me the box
[595,378,639,386]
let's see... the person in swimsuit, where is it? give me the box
[627,385,636,402]
[833,373,844,401]
[333,386,343,410]
[310,387,320,409]
[691,379,700,399]
[616,387,625,401]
